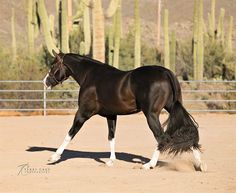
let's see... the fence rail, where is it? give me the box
[0,80,236,115]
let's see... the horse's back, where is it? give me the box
[130,65,173,89]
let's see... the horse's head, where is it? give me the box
[43,50,71,89]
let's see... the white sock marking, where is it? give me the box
[109,138,116,160]
[192,148,202,166]
[142,147,160,169]
[56,134,71,156]
[149,148,160,167]
[49,134,72,162]
[191,148,207,172]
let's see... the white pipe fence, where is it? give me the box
[0,80,236,115]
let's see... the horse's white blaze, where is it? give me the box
[43,73,51,90]
[43,73,48,87]
[109,138,116,160]
[142,147,160,169]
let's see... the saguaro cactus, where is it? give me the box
[11,8,17,63]
[27,0,34,55]
[226,16,234,53]
[134,0,141,69]
[79,41,85,55]
[61,0,69,53]
[193,0,204,80]
[208,0,215,40]
[170,31,176,73]
[37,0,59,56]
[83,0,91,55]
[164,9,170,69]
[101,0,121,67]
[113,0,121,68]
[33,1,39,39]
[92,0,105,62]
[67,0,73,32]
[108,25,114,65]
[197,0,204,80]
[49,14,55,41]
[156,0,162,50]
[105,0,119,18]
[193,0,198,79]
[217,8,225,45]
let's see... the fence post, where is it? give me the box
[43,85,47,116]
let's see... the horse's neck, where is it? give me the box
[65,57,88,85]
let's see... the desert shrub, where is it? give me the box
[0,45,14,80]
[203,39,235,80]
[176,37,236,80]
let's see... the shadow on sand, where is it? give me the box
[26,146,150,165]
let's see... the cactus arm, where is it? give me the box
[134,0,141,69]
[37,0,59,56]
[11,8,17,62]
[164,9,170,69]
[92,0,105,62]
[113,0,121,68]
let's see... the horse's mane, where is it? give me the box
[65,53,123,72]
[66,53,106,65]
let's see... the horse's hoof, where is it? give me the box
[195,162,207,172]
[48,153,61,163]
[142,162,154,170]
[106,160,114,167]
[199,162,207,172]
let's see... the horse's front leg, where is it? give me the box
[48,110,90,163]
[106,115,117,166]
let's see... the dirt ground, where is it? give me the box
[0,113,235,193]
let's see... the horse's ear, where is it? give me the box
[52,49,58,57]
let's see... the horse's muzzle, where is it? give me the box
[43,74,52,90]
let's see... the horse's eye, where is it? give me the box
[49,71,53,76]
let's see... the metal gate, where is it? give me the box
[0,80,235,115]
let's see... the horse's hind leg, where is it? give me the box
[143,147,160,170]
[142,111,163,169]
[192,148,207,172]
[106,115,117,166]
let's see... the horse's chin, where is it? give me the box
[45,85,52,90]
[43,75,56,89]
[43,81,52,90]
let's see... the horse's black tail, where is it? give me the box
[158,71,201,155]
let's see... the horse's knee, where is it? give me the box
[68,127,80,138]
[146,115,163,138]
[108,129,115,140]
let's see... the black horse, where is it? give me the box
[43,50,206,171]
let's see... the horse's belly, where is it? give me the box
[98,99,139,116]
